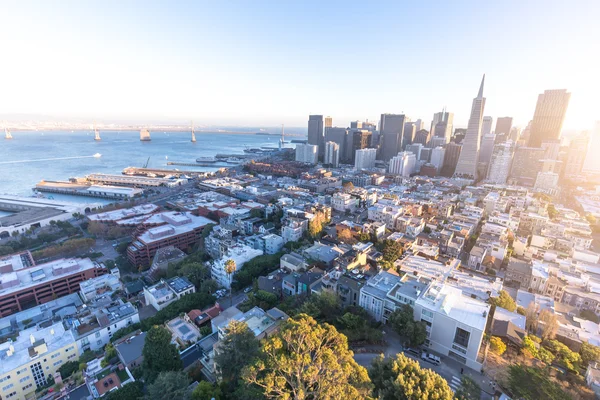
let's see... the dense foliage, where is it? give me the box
[231,252,284,291]
[146,371,191,400]
[388,304,427,346]
[142,326,183,382]
[507,364,571,400]
[489,290,516,312]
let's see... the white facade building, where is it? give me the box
[295,144,318,164]
[324,141,340,167]
[430,147,446,172]
[486,140,515,184]
[534,171,559,194]
[211,245,264,288]
[389,152,417,176]
[262,233,284,254]
[354,148,377,170]
[332,192,359,212]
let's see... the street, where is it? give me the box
[353,330,495,399]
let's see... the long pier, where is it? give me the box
[123,167,214,178]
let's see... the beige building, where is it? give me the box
[0,322,78,399]
[527,89,571,148]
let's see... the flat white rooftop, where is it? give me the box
[88,204,159,222]
[137,213,213,245]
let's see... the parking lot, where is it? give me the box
[352,330,496,398]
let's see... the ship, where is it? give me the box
[93,153,102,158]
[4,128,12,140]
[196,156,217,163]
[140,128,151,141]
[191,121,196,143]
[225,157,244,164]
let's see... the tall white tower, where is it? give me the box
[454,75,486,179]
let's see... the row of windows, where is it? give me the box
[19,376,30,383]
[53,360,63,367]
[2,383,14,391]
[51,352,61,359]
[5,391,17,398]
[22,383,33,391]
[0,375,10,383]
[16,368,27,375]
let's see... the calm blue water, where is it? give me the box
[0,130,284,199]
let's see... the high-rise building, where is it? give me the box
[420,148,432,162]
[430,147,446,173]
[534,171,559,194]
[541,140,561,160]
[482,116,493,136]
[308,115,324,156]
[380,114,406,161]
[509,147,545,186]
[479,133,496,166]
[527,89,571,148]
[324,141,340,167]
[389,151,417,176]
[351,130,372,162]
[486,140,515,184]
[405,143,424,160]
[495,117,513,138]
[441,143,462,177]
[325,127,351,163]
[584,122,600,173]
[453,128,467,144]
[414,119,424,131]
[295,143,318,164]
[564,133,590,177]
[520,121,532,144]
[414,129,431,147]
[355,148,377,170]
[454,75,487,179]
[429,136,446,148]
[403,121,417,148]
[431,109,454,144]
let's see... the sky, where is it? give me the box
[1,0,599,130]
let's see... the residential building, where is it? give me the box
[127,212,214,267]
[355,148,377,170]
[114,331,146,370]
[454,75,486,179]
[295,144,318,164]
[211,245,263,289]
[144,277,196,311]
[534,171,559,194]
[280,253,308,272]
[324,141,340,167]
[262,233,284,255]
[389,151,417,176]
[528,89,571,148]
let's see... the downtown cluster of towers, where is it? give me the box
[304,75,575,184]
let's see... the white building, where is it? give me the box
[414,283,489,369]
[332,192,359,213]
[389,151,417,176]
[535,171,559,194]
[486,141,515,184]
[144,276,196,311]
[281,220,305,243]
[430,147,446,173]
[479,133,496,165]
[211,245,263,288]
[354,148,377,170]
[262,233,284,254]
[295,144,318,164]
[324,141,340,167]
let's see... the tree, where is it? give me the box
[506,364,571,400]
[214,320,259,394]
[377,240,404,264]
[297,291,342,323]
[146,371,190,400]
[105,381,144,400]
[192,381,222,400]
[370,353,453,400]
[521,335,539,358]
[489,336,506,355]
[343,181,355,190]
[388,304,427,346]
[243,314,372,399]
[58,361,79,379]
[180,262,209,288]
[224,259,236,306]
[539,309,559,340]
[525,302,539,332]
[308,211,327,239]
[337,228,355,243]
[580,342,600,365]
[489,290,516,312]
[455,376,481,400]
[142,326,183,382]
[547,204,558,220]
[543,340,582,371]
[517,306,526,315]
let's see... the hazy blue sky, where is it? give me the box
[1,0,598,129]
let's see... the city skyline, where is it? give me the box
[1,1,598,130]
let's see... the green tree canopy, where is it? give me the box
[377,240,404,264]
[146,371,190,400]
[489,336,506,355]
[243,314,372,399]
[191,381,222,400]
[507,364,571,400]
[105,381,144,400]
[142,326,183,382]
[214,320,259,394]
[388,304,427,346]
[455,376,481,400]
[369,353,453,400]
[580,342,600,365]
[489,290,516,312]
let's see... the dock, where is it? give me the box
[35,180,143,200]
[122,167,214,178]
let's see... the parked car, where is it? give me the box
[404,347,421,357]
[243,287,252,293]
[421,352,441,365]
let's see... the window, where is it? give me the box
[53,360,63,367]
[421,309,434,319]
[22,383,33,391]
[19,376,30,383]
[95,332,101,338]
[51,353,60,359]
[0,376,10,383]
[97,340,102,345]
[453,327,470,348]
[2,383,14,391]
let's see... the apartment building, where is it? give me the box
[144,277,196,311]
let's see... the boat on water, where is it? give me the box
[243,147,263,154]
[94,125,101,141]
[4,128,12,140]
[225,157,244,164]
[196,156,217,163]
[93,153,102,158]
[140,128,151,141]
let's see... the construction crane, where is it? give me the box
[143,157,150,168]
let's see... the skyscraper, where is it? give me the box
[482,116,493,136]
[351,130,372,163]
[430,147,445,173]
[495,117,513,138]
[453,75,487,179]
[324,141,340,168]
[389,152,416,176]
[431,109,454,144]
[355,148,377,170]
[379,114,406,161]
[325,127,351,163]
[441,143,462,177]
[295,144,318,164]
[413,129,431,147]
[403,121,417,148]
[527,89,571,148]
[405,143,424,160]
[564,133,590,177]
[308,115,324,155]
[324,116,333,129]
[486,141,515,184]
[509,147,545,186]
[479,133,496,166]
